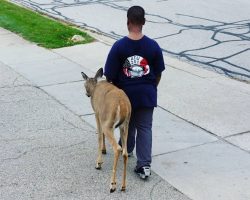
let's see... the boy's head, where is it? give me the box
[127,6,145,26]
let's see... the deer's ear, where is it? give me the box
[95,68,103,80]
[81,72,88,80]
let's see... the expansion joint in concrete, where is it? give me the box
[157,105,250,155]
[39,80,83,88]
[224,130,250,138]
[152,141,217,158]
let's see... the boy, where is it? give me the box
[104,6,165,179]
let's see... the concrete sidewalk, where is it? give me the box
[0,28,190,200]
[1,27,250,200]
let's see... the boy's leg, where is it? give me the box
[135,107,154,168]
[127,111,136,153]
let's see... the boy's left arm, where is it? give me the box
[104,42,120,83]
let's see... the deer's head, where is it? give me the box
[81,68,103,97]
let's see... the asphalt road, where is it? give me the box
[11,0,250,82]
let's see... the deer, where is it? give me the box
[81,68,131,193]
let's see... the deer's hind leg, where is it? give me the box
[119,122,129,192]
[102,134,107,154]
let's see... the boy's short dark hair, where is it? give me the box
[127,6,145,25]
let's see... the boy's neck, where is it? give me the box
[128,32,144,40]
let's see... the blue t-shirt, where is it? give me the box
[104,35,165,109]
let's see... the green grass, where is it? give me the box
[0,0,94,48]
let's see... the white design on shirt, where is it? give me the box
[123,55,150,78]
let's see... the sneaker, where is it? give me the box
[134,166,151,179]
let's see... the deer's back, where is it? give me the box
[91,80,131,118]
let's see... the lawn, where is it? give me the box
[0,0,94,48]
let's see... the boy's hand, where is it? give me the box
[156,74,162,87]
[106,77,112,83]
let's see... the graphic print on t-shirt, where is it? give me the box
[123,55,150,78]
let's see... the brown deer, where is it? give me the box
[81,68,131,193]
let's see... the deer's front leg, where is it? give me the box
[95,115,103,169]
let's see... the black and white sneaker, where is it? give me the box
[134,166,151,179]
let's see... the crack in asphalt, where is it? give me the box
[150,179,162,200]
[0,141,87,164]
[10,0,250,82]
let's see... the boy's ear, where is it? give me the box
[94,68,103,79]
[81,72,88,80]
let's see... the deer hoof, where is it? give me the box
[121,186,126,192]
[110,182,116,193]
[102,149,107,154]
[95,162,102,170]
[110,188,116,193]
